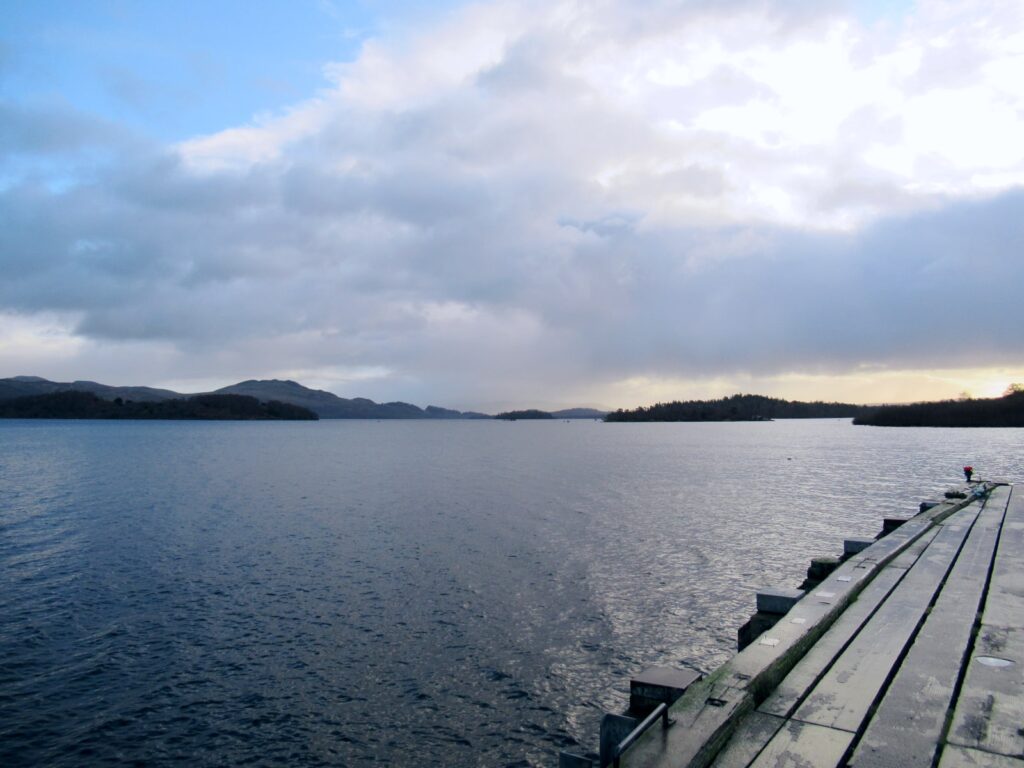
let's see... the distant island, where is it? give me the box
[853,389,1024,427]
[605,393,874,422]
[0,391,317,420]
[495,409,554,420]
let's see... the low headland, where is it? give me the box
[853,388,1024,427]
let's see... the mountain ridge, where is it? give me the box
[0,376,497,419]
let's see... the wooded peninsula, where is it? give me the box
[853,389,1024,427]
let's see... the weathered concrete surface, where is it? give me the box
[794,506,980,733]
[947,487,1024,761]
[708,712,784,768]
[975,487,1024,629]
[851,489,1008,768]
[747,720,851,768]
[758,565,908,719]
[939,744,1024,767]
[617,491,986,768]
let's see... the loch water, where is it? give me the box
[1,418,1021,766]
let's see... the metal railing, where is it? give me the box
[611,702,674,767]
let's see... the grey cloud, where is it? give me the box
[3,142,1022,401]
[2,0,1022,406]
[0,102,129,157]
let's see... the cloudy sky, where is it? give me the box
[2,0,1023,411]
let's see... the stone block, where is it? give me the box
[807,556,840,582]
[629,666,701,713]
[883,517,910,535]
[600,713,638,768]
[559,752,593,768]
[844,537,875,556]
[756,587,805,615]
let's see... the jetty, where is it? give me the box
[561,480,1021,767]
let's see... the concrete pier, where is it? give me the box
[565,480,1020,767]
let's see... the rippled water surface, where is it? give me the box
[1,419,1021,766]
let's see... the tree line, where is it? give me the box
[853,389,1024,427]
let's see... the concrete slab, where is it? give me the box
[947,624,1024,759]
[748,720,852,768]
[756,588,805,615]
[939,745,1024,767]
[709,711,786,768]
[851,492,1006,768]
[630,666,701,712]
[617,492,989,768]
[977,486,1024,629]
[759,565,907,718]
[794,506,980,733]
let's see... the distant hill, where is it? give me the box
[0,375,603,421]
[0,376,487,419]
[212,379,484,419]
[853,390,1024,427]
[0,391,317,420]
[605,394,874,422]
[0,376,181,403]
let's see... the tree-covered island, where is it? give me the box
[605,393,874,422]
[495,409,555,420]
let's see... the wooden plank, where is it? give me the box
[939,744,1024,767]
[709,712,786,768]
[747,720,852,768]
[946,486,1024,760]
[977,486,1024,629]
[792,506,981,733]
[619,492,989,768]
[759,566,908,718]
[850,488,1008,768]
[946,624,1024,759]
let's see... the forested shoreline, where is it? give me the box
[0,391,318,420]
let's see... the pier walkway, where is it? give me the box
[570,482,1022,768]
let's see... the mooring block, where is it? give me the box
[756,587,805,615]
[600,713,638,768]
[883,517,910,534]
[629,666,701,713]
[559,751,594,768]
[807,556,840,582]
[844,537,875,556]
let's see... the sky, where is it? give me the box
[2,0,1023,411]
